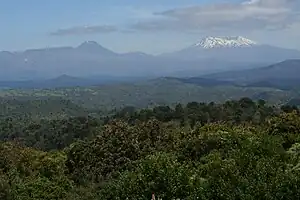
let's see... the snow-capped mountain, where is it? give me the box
[193,36,257,49]
[162,36,300,63]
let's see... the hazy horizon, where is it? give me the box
[1,0,300,54]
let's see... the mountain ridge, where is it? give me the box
[1,38,300,80]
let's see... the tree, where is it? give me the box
[268,111,300,148]
[99,152,206,200]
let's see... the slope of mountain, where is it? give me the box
[286,98,300,107]
[164,77,235,87]
[76,41,117,56]
[204,59,300,90]
[245,79,300,90]
[206,59,300,81]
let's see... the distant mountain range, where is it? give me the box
[1,59,300,90]
[0,42,158,80]
[1,36,300,81]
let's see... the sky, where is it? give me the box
[0,0,299,54]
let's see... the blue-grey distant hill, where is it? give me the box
[204,59,300,90]
[1,37,300,81]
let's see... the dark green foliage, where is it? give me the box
[1,98,300,199]
[267,111,300,148]
[98,152,205,200]
[0,142,75,200]
[0,98,89,119]
[112,98,278,126]
[66,120,177,184]
[0,116,102,150]
[0,172,11,200]
[98,122,300,200]
[281,104,299,113]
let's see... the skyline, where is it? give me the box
[0,0,299,54]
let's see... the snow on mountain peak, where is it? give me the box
[194,36,258,49]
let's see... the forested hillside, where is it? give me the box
[0,98,90,119]
[0,78,297,110]
[1,98,300,199]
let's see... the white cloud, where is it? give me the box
[131,0,300,32]
[51,25,117,36]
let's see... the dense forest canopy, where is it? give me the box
[1,97,300,199]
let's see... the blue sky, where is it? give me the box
[0,0,299,54]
